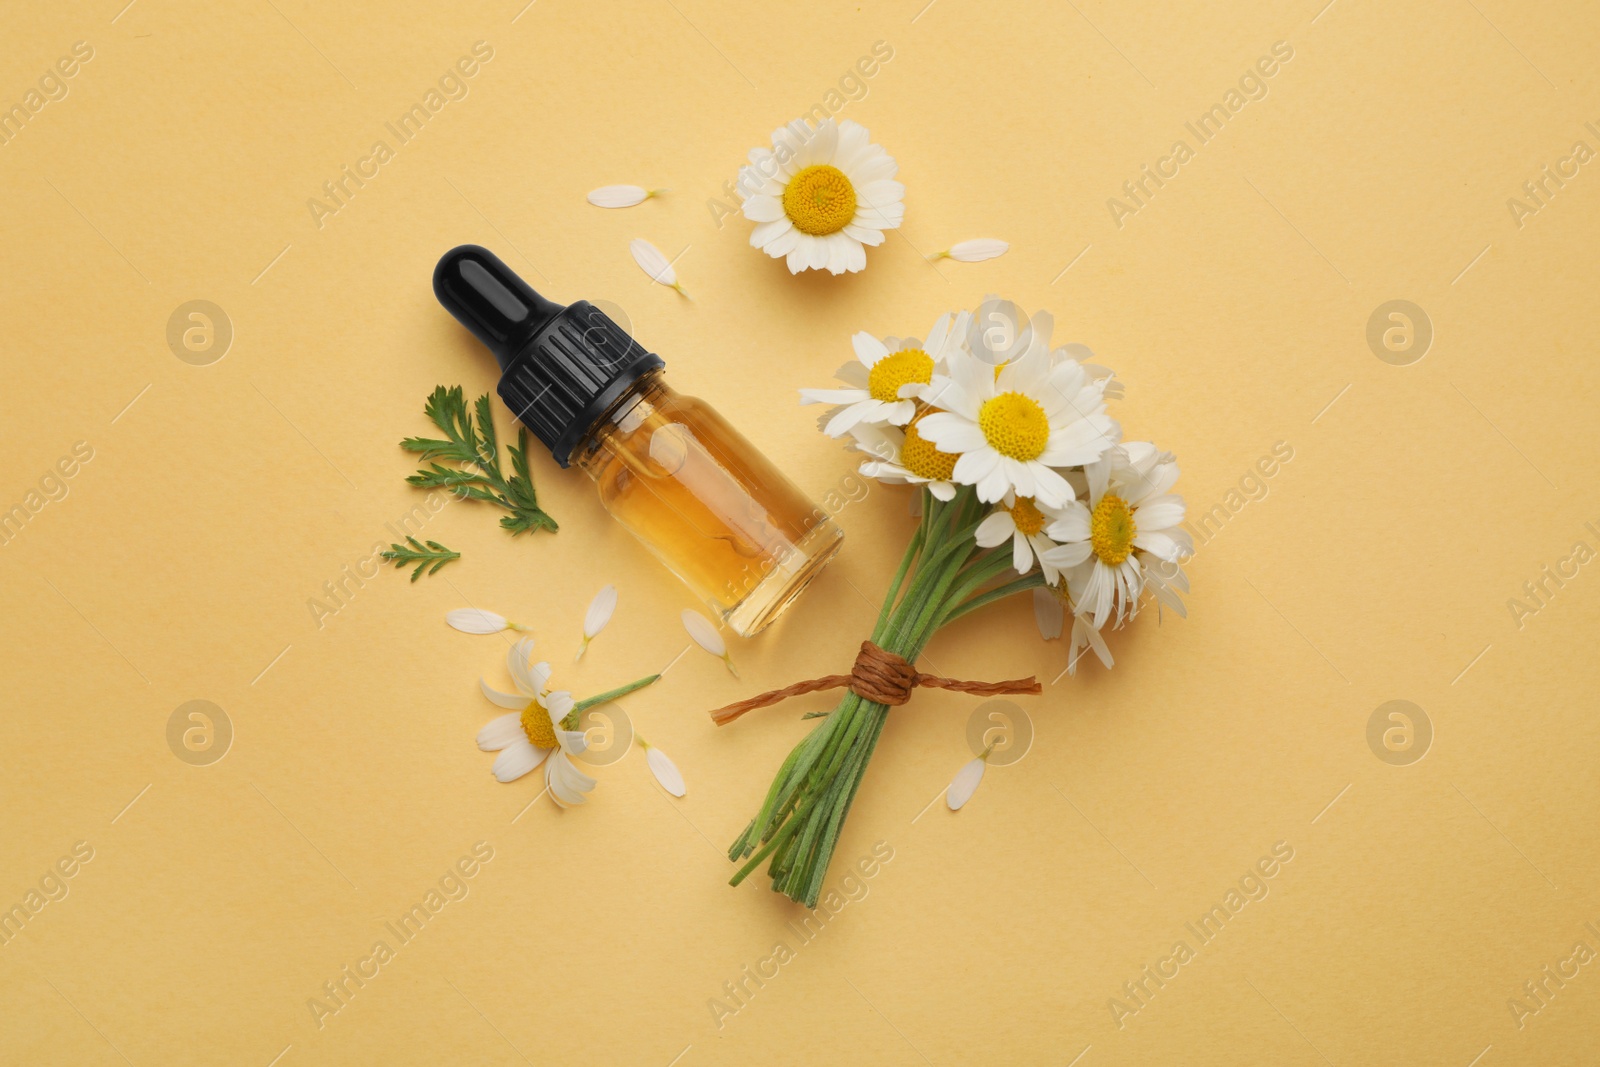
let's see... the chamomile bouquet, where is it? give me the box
[717,298,1190,906]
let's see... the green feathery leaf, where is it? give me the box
[381,537,461,582]
[400,385,558,536]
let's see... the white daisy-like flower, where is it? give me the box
[917,317,1120,507]
[974,492,1079,581]
[737,118,903,275]
[848,418,959,501]
[1039,445,1189,630]
[800,311,970,437]
[475,639,597,805]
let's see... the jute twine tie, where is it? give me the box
[708,640,1041,726]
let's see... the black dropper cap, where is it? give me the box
[433,245,664,467]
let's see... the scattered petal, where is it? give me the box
[641,740,686,797]
[946,754,988,810]
[587,185,667,208]
[930,239,1008,263]
[681,609,738,677]
[630,238,690,298]
[575,585,618,661]
[447,608,515,634]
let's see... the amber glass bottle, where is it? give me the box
[433,246,842,636]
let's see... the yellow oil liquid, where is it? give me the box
[574,373,843,636]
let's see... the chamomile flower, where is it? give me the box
[917,320,1120,507]
[1040,445,1189,630]
[849,416,959,501]
[475,640,597,805]
[800,311,971,436]
[737,118,904,275]
[974,492,1078,581]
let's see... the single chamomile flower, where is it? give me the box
[477,694,597,805]
[737,118,903,275]
[975,492,1078,581]
[800,311,971,437]
[475,639,597,805]
[917,322,1120,507]
[1039,445,1189,630]
[849,416,960,501]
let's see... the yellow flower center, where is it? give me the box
[782,164,857,236]
[867,348,934,403]
[978,392,1050,461]
[900,412,957,482]
[1006,496,1046,536]
[1090,494,1137,565]
[521,701,559,749]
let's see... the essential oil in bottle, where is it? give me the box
[433,245,843,637]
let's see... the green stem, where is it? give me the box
[940,571,1047,627]
[561,674,660,729]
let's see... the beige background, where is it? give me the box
[3,0,1599,1063]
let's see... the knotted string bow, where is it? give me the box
[708,640,1041,726]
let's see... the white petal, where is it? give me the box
[587,185,651,208]
[681,609,726,657]
[543,690,576,720]
[974,511,1016,548]
[749,217,794,249]
[1041,540,1093,569]
[584,585,618,638]
[492,739,548,782]
[1033,587,1065,640]
[481,678,531,710]
[800,387,870,406]
[557,728,589,757]
[506,637,541,695]
[547,752,597,806]
[742,194,784,222]
[447,609,507,634]
[477,713,526,751]
[942,239,1008,263]
[646,746,686,797]
[629,238,681,290]
[946,757,987,811]
[853,332,891,367]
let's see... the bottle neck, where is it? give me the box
[572,369,671,477]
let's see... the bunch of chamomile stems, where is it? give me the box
[727,484,1038,907]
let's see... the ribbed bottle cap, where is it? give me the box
[433,245,664,467]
